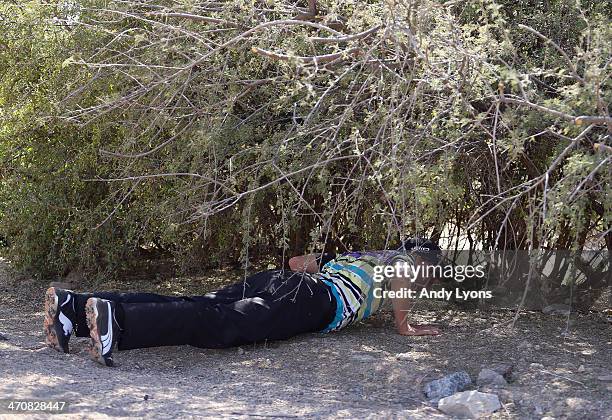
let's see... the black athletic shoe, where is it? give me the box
[44,287,76,353]
[85,298,120,367]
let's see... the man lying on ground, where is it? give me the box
[43,238,442,366]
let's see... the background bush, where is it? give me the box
[0,1,609,306]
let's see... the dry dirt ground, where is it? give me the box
[0,258,610,419]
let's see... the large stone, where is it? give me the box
[438,390,501,419]
[424,371,472,402]
[477,368,507,386]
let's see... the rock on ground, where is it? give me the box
[438,390,501,419]
[542,304,571,316]
[477,368,507,386]
[489,363,514,380]
[424,371,472,402]
[395,352,413,360]
[2,258,612,419]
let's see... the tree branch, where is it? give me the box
[309,25,381,44]
[145,11,241,28]
[517,23,585,84]
[251,46,361,64]
[499,96,612,125]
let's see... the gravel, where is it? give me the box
[1,258,611,418]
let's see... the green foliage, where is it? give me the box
[0,0,609,283]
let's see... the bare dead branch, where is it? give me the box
[251,46,361,64]
[309,25,381,44]
[517,23,586,84]
[499,96,612,125]
[145,11,241,28]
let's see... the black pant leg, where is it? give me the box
[73,270,294,337]
[74,292,195,337]
[117,271,336,350]
[195,270,281,304]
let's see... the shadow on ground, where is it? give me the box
[1,259,610,418]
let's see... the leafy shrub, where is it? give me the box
[0,0,609,294]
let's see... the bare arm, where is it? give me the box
[389,276,417,334]
[389,259,440,336]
